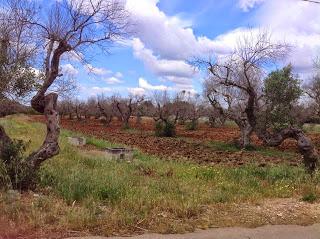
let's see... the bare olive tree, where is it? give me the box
[97,94,114,126]
[113,95,144,128]
[57,99,73,119]
[305,74,320,120]
[85,96,99,119]
[177,91,204,130]
[201,30,286,147]
[0,0,129,189]
[200,30,318,171]
[152,91,181,137]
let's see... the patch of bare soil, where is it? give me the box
[31,116,305,166]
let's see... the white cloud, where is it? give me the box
[238,0,265,11]
[197,0,320,77]
[138,77,171,91]
[105,76,124,84]
[60,64,79,76]
[127,87,146,96]
[132,38,196,79]
[128,76,199,97]
[85,64,111,76]
[126,0,220,60]
[114,72,123,78]
[254,0,320,74]
[90,86,112,95]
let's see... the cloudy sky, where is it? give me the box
[60,0,320,99]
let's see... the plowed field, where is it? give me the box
[31,116,320,166]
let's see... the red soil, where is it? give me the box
[30,115,319,166]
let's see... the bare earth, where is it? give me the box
[67,224,320,239]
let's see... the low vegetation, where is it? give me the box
[1,115,319,237]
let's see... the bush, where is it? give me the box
[185,120,198,131]
[155,121,176,137]
[0,140,36,190]
[302,192,318,203]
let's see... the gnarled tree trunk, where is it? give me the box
[27,93,60,170]
[256,128,319,172]
[235,118,254,148]
[0,40,70,189]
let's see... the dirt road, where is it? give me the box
[67,224,320,239]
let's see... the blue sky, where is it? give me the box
[59,0,320,99]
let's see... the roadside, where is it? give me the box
[67,224,320,239]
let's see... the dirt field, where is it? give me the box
[32,116,320,166]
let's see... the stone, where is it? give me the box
[67,137,86,146]
[105,148,133,161]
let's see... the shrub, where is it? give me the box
[0,140,36,190]
[155,121,176,137]
[302,192,318,203]
[185,120,198,131]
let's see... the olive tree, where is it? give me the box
[305,74,320,121]
[256,66,318,172]
[262,65,303,130]
[201,30,287,147]
[97,94,114,126]
[0,2,38,112]
[152,91,179,137]
[113,95,144,128]
[200,30,318,171]
[0,0,129,189]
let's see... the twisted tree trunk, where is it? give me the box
[0,40,70,189]
[256,128,319,172]
[27,93,60,170]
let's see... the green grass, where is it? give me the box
[207,141,296,159]
[304,123,320,133]
[0,115,320,235]
[207,141,239,152]
[61,129,121,149]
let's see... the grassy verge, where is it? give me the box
[0,115,320,236]
[304,123,320,133]
[207,141,297,159]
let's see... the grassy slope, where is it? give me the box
[0,115,320,236]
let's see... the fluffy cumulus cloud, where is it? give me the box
[127,77,198,96]
[127,77,171,96]
[126,0,222,60]
[206,0,320,77]
[127,0,320,83]
[60,64,79,76]
[132,38,196,79]
[84,63,125,85]
[139,77,171,91]
[105,76,124,85]
[125,0,271,94]
[253,0,320,75]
